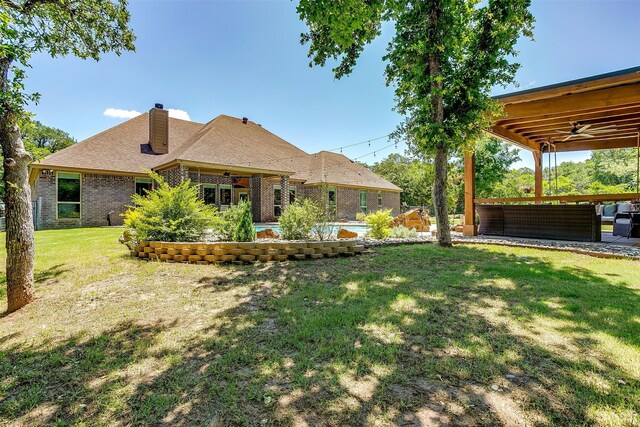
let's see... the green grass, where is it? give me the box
[0,228,639,426]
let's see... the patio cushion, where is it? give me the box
[603,204,617,217]
[617,203,633,213]
[615,218,631,225]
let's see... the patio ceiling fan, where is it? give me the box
[555,122,617,142]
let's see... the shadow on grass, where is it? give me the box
[1,245,638,425]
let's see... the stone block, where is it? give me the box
[173,255,185,262]
[221,254,236,262]
[353,245,364,253]
[154,247,167,254]
[229,248,246,256]
[274,254,289,262]
[258,255,272,262]
[167,248,179,256]
[160,253,172,261]
[181,248,192,256]
[247,248,264,256]
[149,253,159,261]
[204,255,220,262]
[189,255,202,263]
[150,241,162,248]
[335,247,348,254]
[293,254,307,260]
[339,240,356,247]
[239,254,257,262]
[144,246,154,253]
[196,249,209,256]
[310,253,324,259]
[302,248,316,255]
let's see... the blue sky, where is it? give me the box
[25,0,640,169]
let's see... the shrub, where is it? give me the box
[279,199,318,240]
[212,204,243,241]
[311,200,337,240]
[233,201,255,242]
[364,209,393,239]
[355,212,366,221]
[123,172,218,242]
[388,225,418,239]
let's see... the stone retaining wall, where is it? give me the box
[132,240,364,264]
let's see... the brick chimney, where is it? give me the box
[149,103,169,154]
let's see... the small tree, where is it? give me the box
[364,209,393,240]
[233,201,255,242]
[1,0,135,312]
[279,199,318,240]
[123,172,218,242]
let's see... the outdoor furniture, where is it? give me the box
[477,204,601,242]
[613,211,640,238]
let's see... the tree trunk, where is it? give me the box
[0,56,35,312]
[427,1,451,246]
[432,145,451,246]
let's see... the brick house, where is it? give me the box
[30,105,401,229]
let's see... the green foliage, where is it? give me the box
[355,212,366,221]
[388,225,418,239]
[364,209,393,240]
[22,120,76,155]
[1,1,135,119]
[122,172,218,242]
[211,204,244,241]
[369,153,434,207]
[233,201,255,242]
[279,199,320,241]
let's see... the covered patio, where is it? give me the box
[463,67,640,244]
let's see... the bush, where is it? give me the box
[212,204,243,241]
[123,172,218,242]
[364,209,393,239]
[279,199,318,240]
[233,201,255,242]
[388,225,418,239]
[311,200,337,240]
[355,212,366,221]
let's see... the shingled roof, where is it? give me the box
[33,112,400,191]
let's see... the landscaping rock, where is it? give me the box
[392,208,431,232]
[338,228,358,239]
[256,228,280,239]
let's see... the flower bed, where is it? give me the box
[131,240,364,264]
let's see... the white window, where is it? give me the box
[219,184,232,207]
[57,172,81,219]
[377,191,383,207]
[203,184,217,205]
[274,185,282,216]
[327,187,337,216]
[360,190,367,213]
[135,177,153,196]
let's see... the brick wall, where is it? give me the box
[298,185,400,220]
[32,167,401,228]
[32,170,135,229]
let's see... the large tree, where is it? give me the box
[297,0,534,245]
[369,153,434,207]
[1,1,135,312]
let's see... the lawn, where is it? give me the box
[0,228,639,426]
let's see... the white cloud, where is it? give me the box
[167,109,190,121]
[103,107,190,121]
[103,108,142,119]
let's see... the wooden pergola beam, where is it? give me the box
[518,114,640,137]
[502,83,640,119]
[495,67,640,105]
[497,103,640,127]
[485,126,540,152]
[543,135,640,152]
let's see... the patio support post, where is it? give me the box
[533,151,543,203]
[463,151,478,236]
[280,175,290,213]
